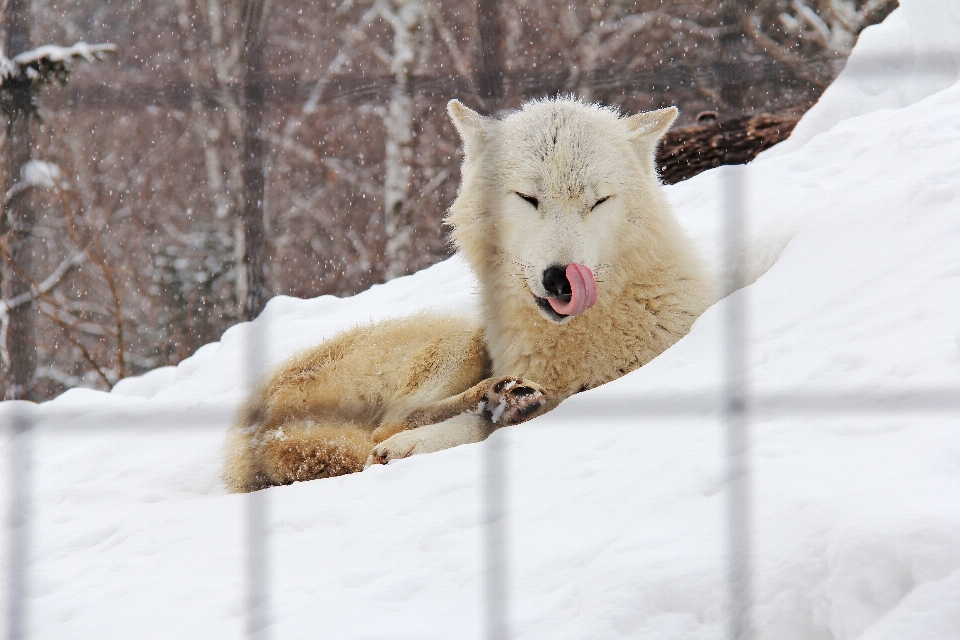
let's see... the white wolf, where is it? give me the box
[224,97,715,492]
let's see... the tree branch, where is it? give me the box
[744,15,832,88]
[0,251,85,367]
[0,42,115,89]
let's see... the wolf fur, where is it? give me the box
[223,97,715,492]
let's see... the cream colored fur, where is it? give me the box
[223,97,715,493]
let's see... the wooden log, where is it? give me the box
[657,112,799,185]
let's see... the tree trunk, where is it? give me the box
[716,0,748,113]
[2,0,36,400]
[239,0,270,320]
[382,0,426,281]
[476,0,504,111]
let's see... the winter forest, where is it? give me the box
[1,0,896,401]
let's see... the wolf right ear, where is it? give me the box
[624,107,677,170]
[448,99,492,158]
[625,107,678,142]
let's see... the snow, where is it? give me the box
[11,42,116,66]
[0,55,16,82]
[20,160,63,190]
[3,0,960,637]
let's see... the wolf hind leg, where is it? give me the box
[226,422,374,491]
[259,423,374,486]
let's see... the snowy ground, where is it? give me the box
[3,1,960,638]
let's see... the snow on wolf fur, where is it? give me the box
[224,98,714,491]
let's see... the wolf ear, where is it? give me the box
[625,106,678,142]
[448,99,492,158]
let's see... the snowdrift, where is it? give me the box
[2,1,959,637]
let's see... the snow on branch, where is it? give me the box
[3,160,67,204]
[13,42,115,66]
[0,42,117,86]
[0,42,115,88]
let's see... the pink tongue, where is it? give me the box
[547,263,598,317]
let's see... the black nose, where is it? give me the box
[542,265,571,299]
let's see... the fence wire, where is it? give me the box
[5,408,29,640]
[244,319,270,640]
[721,165,752,640]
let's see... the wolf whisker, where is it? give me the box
[496,250,534,273]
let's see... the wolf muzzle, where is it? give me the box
[543,263,599,317]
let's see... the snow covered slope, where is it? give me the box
[2,1,959,637]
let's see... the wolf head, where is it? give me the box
[446,97,679,325]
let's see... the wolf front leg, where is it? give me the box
[364,414,495,467]
[365,376,552,468]
[372,375,549,445]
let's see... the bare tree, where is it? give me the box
[379,0,429,280]
[717,0,749,111]
[476,0,503,110]
[1,7,112,399]
[1,0,35,399]
[744,0,898,89]
[239,0,271,319]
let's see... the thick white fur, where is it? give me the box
[223,97,715,492]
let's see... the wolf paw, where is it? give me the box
[365,434,417,468]
[364,427,436,468]
[471,376,547,426]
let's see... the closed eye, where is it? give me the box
[591,196,611,211]
[515,192,539,209]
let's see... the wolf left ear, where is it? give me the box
[448,99,492,159]
[625,107,678,142]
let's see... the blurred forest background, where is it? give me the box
[1,0,896,401]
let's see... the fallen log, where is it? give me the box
[657,112,800,185]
